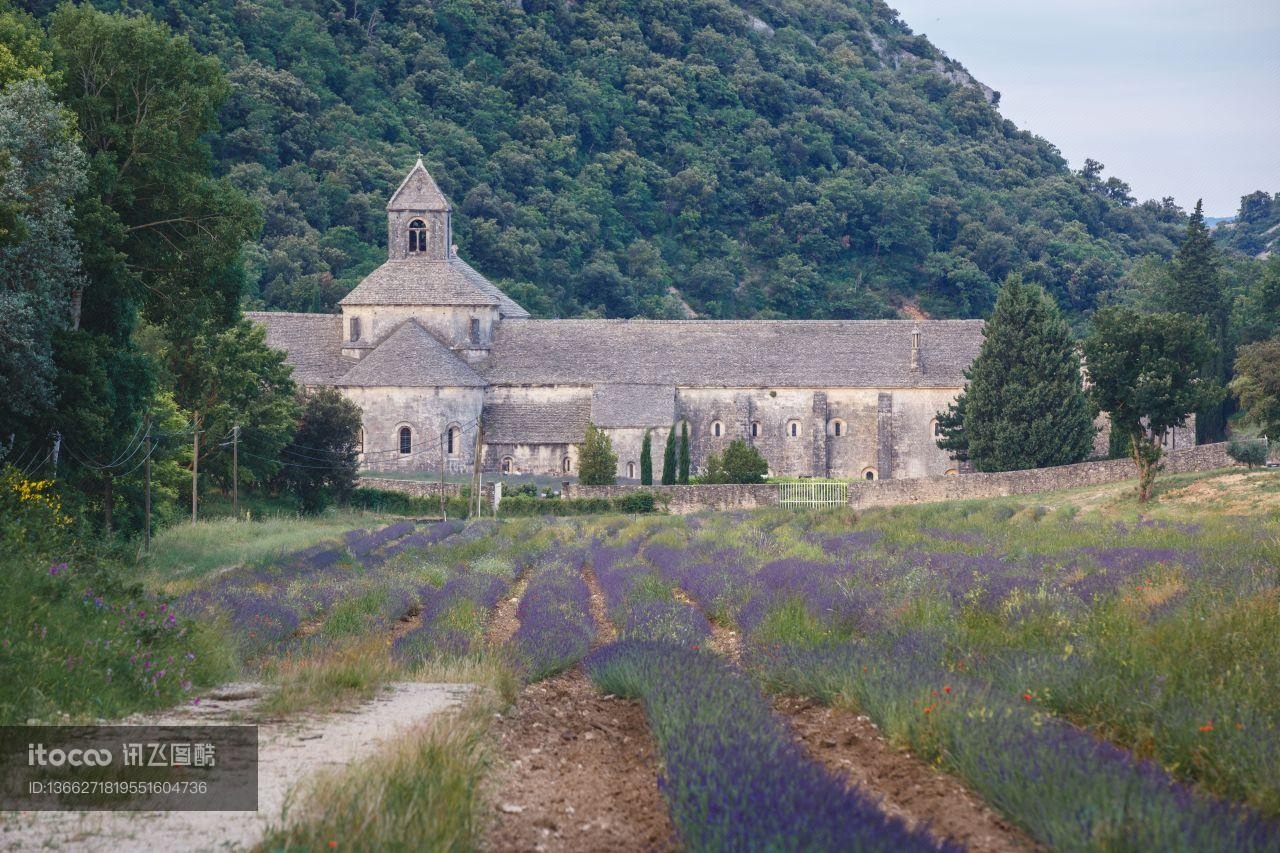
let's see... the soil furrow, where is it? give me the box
[480,559,674,851]
[670,584,1035,852]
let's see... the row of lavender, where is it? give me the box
[177,520,464,658]
[636,512,1280,849]
[576,530,954,851]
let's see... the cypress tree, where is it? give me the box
[577,423,618,486]
[678,422,691,484]
[1167,200,1230,442]
[661,425,677,485]
[956,275,1097,472]
[639,428,653,485]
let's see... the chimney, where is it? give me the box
[910,326,921,371]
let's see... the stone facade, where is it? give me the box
[250,160,1133,484]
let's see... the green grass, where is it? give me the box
[142,511,387,586]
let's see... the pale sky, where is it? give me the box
[886,0,1280,217]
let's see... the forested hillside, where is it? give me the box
[1214,190,1280,259]
[19,0,1188,320]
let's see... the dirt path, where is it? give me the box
[777,697,1035,852]
[1,682,474,852]
[486,575,529,649]
[669,586,1034,852]
[480,560,674,851]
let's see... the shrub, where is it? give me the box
[1227,437,1269,468]
[614,491,656,513]
[722,439,769,483]
[577,423,618,486]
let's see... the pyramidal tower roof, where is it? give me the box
[387,157,450,211]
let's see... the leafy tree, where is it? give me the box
[678,421,690,485]
[281,387,361,513]
[933,394,968,463]
[639,428,652,485]
[940,276,1096,472]
[173,319,298,492]
[0,79,84,447]
[701,451,726,485]
[1226,437,1268,469]
[1167,200,1229,442]
[661,424,676,486]
[721,439,769,484]
[1084,308,1221,501]
[577,423,617,486]
[1231,336,1280,443]
[49,5,260,340]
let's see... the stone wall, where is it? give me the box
[846,442,1236,510]
[357,477,497,502]
[563,483,780,514]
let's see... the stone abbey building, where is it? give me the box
[250,160,986,481]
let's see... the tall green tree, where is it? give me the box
[720,439,769,484]
[678,422,690,485]
[1231,335,1280,444]
[1166,200,1229,442]
[0,79,84,449]
[577,423,617,486]
[661,424,676,485]
[938,276,1096,472]
[173,319,298,492]
[639,428,652,485]
[281,387,361,514]
[1084,308,1220,501]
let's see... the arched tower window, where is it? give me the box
[750,421,760,438]
[446,425,460,455]
[711,420,723,438]
[399,427,412,455]
[828,419,845,437]
[408,219,427,254]
[562,456,572,473]
[787,419,802,438]
[627,461,636,479]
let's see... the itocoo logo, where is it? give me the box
[28,744,114,767]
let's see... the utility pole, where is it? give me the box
[471,420,483,518]
[143,414,152,554]
[232,424,240,519]
[191,412,201,524]
[438,433,447,520]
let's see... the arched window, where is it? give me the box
[501,456,514,474]
[446,425,459,455]
[931,419,942,438]
[787,419,801,438]
[349,316,361,342]
[827,419,845,437]
[627,461,636,479]
[408,219,427,253]
[562,456,572,473]
[944,468,958,477]
[750,421,760,438]
[862,467,877,481]
[469,317,481,345]
[711,420,723,438]
[399,426,412,455]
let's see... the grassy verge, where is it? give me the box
[261,685,501,852]
[143,511,387,585]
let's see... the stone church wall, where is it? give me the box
[348,385,484,474]
[343,304,498,356]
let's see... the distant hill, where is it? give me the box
[1204,216,1236,228]
[1214,191,1280,258]
[39,0,1188,319]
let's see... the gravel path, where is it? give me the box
[1,682,473,852]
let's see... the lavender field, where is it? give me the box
[155,472,1280,851]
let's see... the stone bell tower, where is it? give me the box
[387,157,452,261]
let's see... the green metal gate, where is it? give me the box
[778,481,848,508]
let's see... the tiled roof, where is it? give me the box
[247,311,351,385]
[454,257,531,319]
[338,257,501,307]
[482,320,983,387]
[592,384,675,427]
[337,320,486,388]
[482,397,591,444]
[388,158,450,211]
